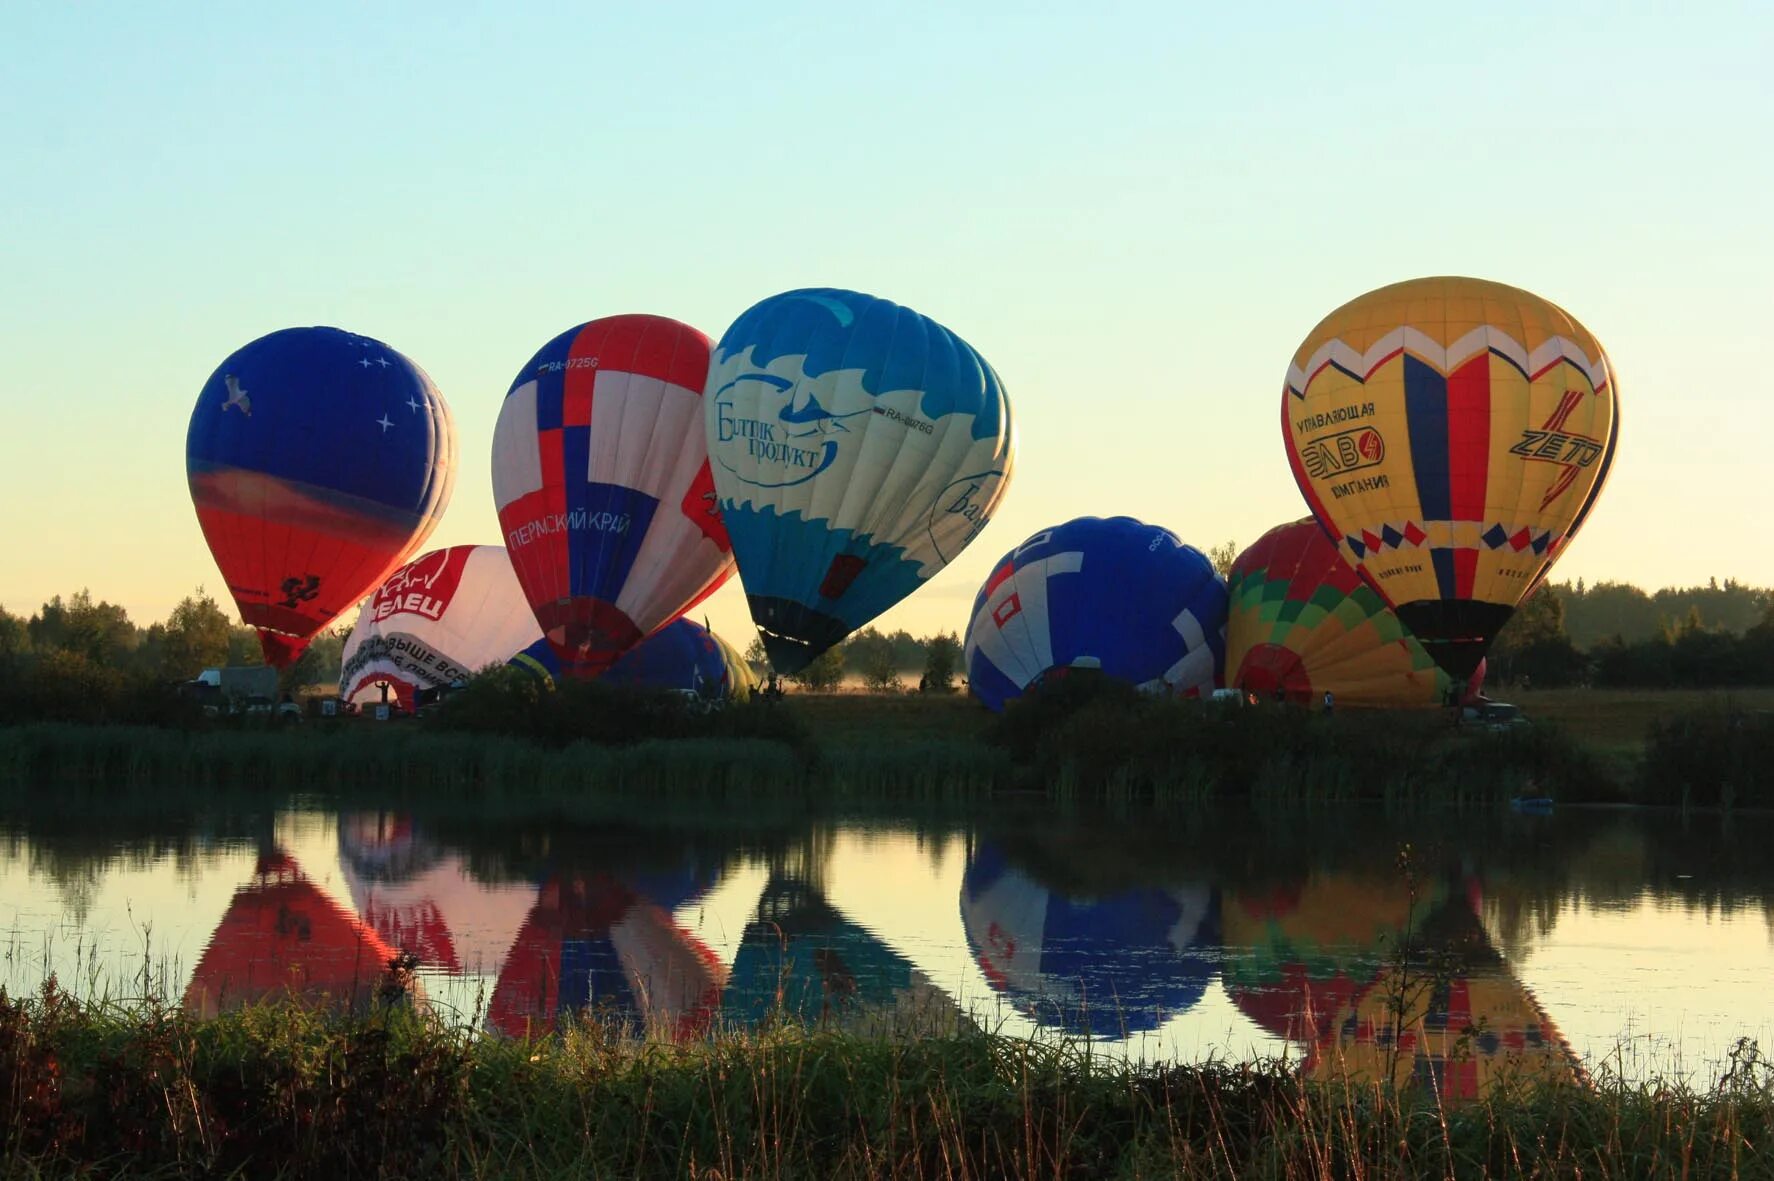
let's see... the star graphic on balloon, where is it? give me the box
[406,397,420,413]
[359,358,374,369]
[377,414,394,433]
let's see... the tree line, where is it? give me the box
[742,627,965,694]
[0,589,345,723]
[1487,581,1774,689]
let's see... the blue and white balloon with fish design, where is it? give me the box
[704,288,1015,673]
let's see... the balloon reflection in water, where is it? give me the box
[185,851,415,1017]
[489,874,726,1038]
[1302,896,1580,1097]
[726,875,963,1034]
[960,842,1219,1037]
[337,814,536,979]
[1224,868,1578,1096]
[1221,872,1445,1045]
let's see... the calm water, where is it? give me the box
[3,795,1771,1093]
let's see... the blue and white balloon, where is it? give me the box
[705,288,1015,673]
[964,516,1227,711]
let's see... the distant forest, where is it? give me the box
[1,573,1772,709]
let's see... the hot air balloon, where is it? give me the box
[1282,277,1618,679]
[1226,519,1485,709]
[187,327,457,667]
[964,516,1226,712]
[599,618,760,700]
[506,618,760,701]
[960,842,1219,1037]
[492,315,734,679]
[339,545,544,707]
[705,288,1015,673]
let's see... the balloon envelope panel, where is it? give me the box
[339,545,543,707]
[492,315,733,679]
[1226,519,1483,708]
[964,516,1226,712]
[507,619,758,699]
[705,288,1014,673]
[1282,277,1618,678]
[601,618,759,698]
[186,327,456,666]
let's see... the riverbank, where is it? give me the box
[4,986,1769,1180]
[1,687,1768,808]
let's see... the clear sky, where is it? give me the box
[2,1,1768,646]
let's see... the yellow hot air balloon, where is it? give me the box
[1282,277,1619,678]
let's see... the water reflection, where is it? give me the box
[1318,899,1576,1096]
[727,874,963,1034]
[960,841,1218,1036]
[185,851,406,1017]
[4,799,1772,1091]
[339,814,534,979]
[490,872,726,1038]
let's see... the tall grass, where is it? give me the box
[1642,701,1774,809]
[4,980,1772,1179]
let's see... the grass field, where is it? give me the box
[1507,687,1774,753]
[6,986,1772,1180]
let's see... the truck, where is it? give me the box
[191,666,280,712]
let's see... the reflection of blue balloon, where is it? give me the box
[704,288,1015,674]
[964,516,1227,712]
[960,842,1220,1037]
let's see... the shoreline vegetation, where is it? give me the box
[2,677,1772,810]
[3,982,1771,1180]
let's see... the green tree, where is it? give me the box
[0,606,28,659]
[789,645,845,692]
[28,590,139,666]
[288,626,346,691]
[1206,540,1239,578]
[922,632,962,693]
[1489,585,1583,687]
[156,588,233,680]
[227,626,266,666]
[742,634,770,678]
[844,628,901,692]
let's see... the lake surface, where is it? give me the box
[3,794,1771,1093]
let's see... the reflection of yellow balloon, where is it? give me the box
[1222,874,1444,1043]
[1306,966,1580,1099]
[1283,277,1619,678]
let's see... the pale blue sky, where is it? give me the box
[2,1,1768,644]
